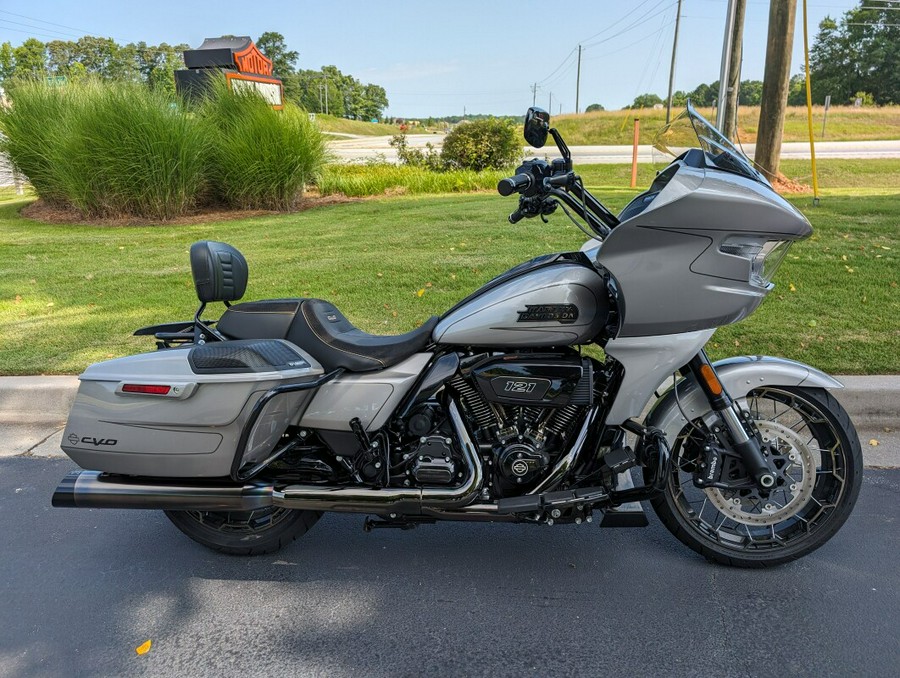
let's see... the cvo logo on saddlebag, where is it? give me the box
[68,434,118,447]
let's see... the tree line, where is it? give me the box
[0,32,390,120]
[623,0,897,110]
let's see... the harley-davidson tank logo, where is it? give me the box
[67,433,79,446]
[516,304,579,324]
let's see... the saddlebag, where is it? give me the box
[60,339,324,478]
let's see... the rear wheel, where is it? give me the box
[650,387,862,567]
[164,507,321,555]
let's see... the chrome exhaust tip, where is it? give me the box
[51,470,274,511]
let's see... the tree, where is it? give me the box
[629,93,663,109]
[256,32,298,78]
[0,42,15,83]
[585,103,604,112]
[808,2,900,104]
[13,38,46,79]
[688,81,719,107]
[738,79,763,105]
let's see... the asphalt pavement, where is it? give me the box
[0,457,897,678]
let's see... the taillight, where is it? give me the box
[121,384,171,395]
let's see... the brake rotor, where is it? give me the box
[705,420,816,526]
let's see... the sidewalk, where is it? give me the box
[0,374,897,465]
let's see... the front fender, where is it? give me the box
[644,356,843,445]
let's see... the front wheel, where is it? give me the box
[165,507,321,555]
[649,386,862,568]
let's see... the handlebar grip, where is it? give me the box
[508,209,526,224]
[497,173,533,197]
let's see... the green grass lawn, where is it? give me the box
[552,106,900,146]
[1,162,897,375]
[315,114,407,136]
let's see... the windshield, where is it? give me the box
[652,101,770,186]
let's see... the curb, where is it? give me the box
[0,376,79,425]
[0,374,896,428]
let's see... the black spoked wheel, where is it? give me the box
[164,507,321,555]
[650,387,862,568]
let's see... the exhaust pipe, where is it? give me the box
[53,402,484,515]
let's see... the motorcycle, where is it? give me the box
[52,103,862,567]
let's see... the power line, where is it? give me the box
[536,47,578,85]
[0,9,93,35]
[0,18,83,40]
[578,0,662,45]
[583,0,677,48]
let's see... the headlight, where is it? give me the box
[719,237,792,287]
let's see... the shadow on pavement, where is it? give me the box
[0,457,897,677]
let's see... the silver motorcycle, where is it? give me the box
[53,103,862,567]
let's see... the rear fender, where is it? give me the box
[644,356,843,445]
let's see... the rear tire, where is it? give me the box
[164,507,321,555]
[649,387,862,568]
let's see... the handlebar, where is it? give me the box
[497,173,533,197]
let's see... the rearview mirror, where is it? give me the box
[524,107,551,148]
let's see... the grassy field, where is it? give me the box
[0,162,897,375]
[315,114,408,136]
[552,106,900,146]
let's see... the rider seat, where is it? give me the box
[189,240,437,373]
[218,298,438,373]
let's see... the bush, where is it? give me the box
[0,80,208,219]
[389,133,443,171]
[0,77,326,218]
[200,78,327,210]
[440,118,520,172]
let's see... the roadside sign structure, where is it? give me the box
[175,36,284,109]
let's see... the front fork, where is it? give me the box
[684,351,777,491]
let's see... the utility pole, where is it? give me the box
[665,0,683,124]
[531,82,538,107]
[575,45,582,114]
[716,0,738,130]
[549,91,552,114]
[324,79,329,115]
[723,0,747,141]
[755,0,798,178]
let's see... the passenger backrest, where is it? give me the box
[189,241,248,303]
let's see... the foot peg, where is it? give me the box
[600,470,649,528]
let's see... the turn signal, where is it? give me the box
[699,365,723,396]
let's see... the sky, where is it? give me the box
[0,0,862,117]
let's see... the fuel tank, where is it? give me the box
[433,253,610,347]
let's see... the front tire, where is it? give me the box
[165,507,321,555]
[649,387,862,568]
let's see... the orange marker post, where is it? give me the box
[630,118,640,188]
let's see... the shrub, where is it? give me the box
[0,76,327,218]
[389,133,443,171]
[0,80,209,219]
[200,78,327,210]
[440,118,520,172]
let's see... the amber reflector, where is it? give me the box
[699,365,723,396]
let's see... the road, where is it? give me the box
[1,457,897,678]
[327,134,900,165]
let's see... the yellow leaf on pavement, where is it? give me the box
[136,640,152,655]
[868,439,879,447]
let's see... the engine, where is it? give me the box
[448,353,593,497]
